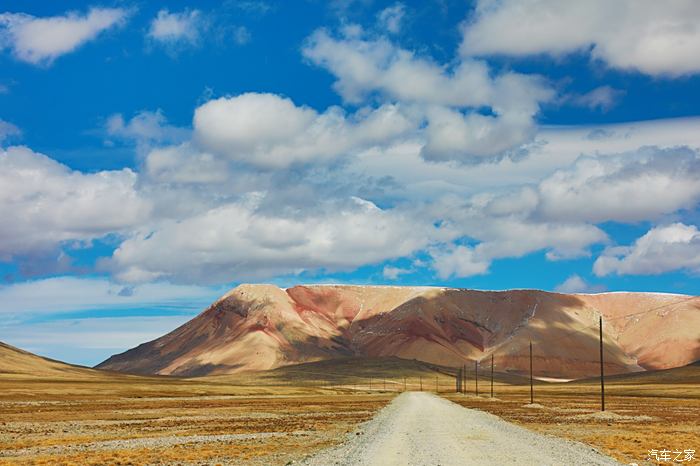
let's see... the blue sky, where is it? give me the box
[1,0,700,365]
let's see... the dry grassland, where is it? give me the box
[1,358,698,465]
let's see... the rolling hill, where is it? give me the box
[0,340,99,379]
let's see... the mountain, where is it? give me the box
[97,284,700,379]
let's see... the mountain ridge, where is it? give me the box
[96,284,700,379]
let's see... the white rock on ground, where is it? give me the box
[301,392,622,466]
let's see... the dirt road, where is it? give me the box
[301,392,621,466]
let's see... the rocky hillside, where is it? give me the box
[97,285,700,379]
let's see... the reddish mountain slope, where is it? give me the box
[97,285,700,379]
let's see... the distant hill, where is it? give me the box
[575,359,700,385]
[97,284,700,379]
[0,341,98,379]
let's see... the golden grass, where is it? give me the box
[1,358,698,465]
[444,380,700,465]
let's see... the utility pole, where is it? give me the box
[463,364,467,394]
[490,354,494,398]
[475,360,479,397]
[420,376,423,391]
[599,316,605,412]
[529,341,534,404]
[435,376,438,393]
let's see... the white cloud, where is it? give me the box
[349,117,700,203]
[377,3,405,34]
[430,245,490,279]
[147,9,202,45]
[382,265,410,280]
[0,146,150,259]
[594,223,700,276]
[460,0,700,76]
[421,105,536,161]
[0,8,127,66]
[303,28,551,109]
[569,86,624,112]
[0,276,219,315]
[6,103,700,286]
[106,110,190,147]
[302,28,553,162]
[193,92,414,169]
[144,143,231,184]
[536,147,700,223]
[554,274,605,293]
[107,110,698,284]
[0,119,20,142]
[108,196,435,284]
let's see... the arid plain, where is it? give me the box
[1,344,698,466]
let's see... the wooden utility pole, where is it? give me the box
[463,364,467,394]
[456,367,460,393]
[490,354,494,398]
[529,341,534,404]
[599,316,605,412]
[475,360,479,396]
[419,376,423,391]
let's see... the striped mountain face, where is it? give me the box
[96,284,700,379]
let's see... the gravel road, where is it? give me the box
[301,392,622,466]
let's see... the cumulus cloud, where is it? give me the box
[426,188,608,279]
[108,197,435,284]
[147,9,203,46]
[143,143,230,184]
[193,92,414,169]
[594,223,700,276]
[460,0,700,76]
[0,146,150,259]
[554,274,605,293]
[302,28,553,162]
[6,103,700,286]
[423,145,700,276]
[536,147,700,223]
[0,7,127,66]
[303,28,551,109]
[421,105,536,162]
[430,245,490,279]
